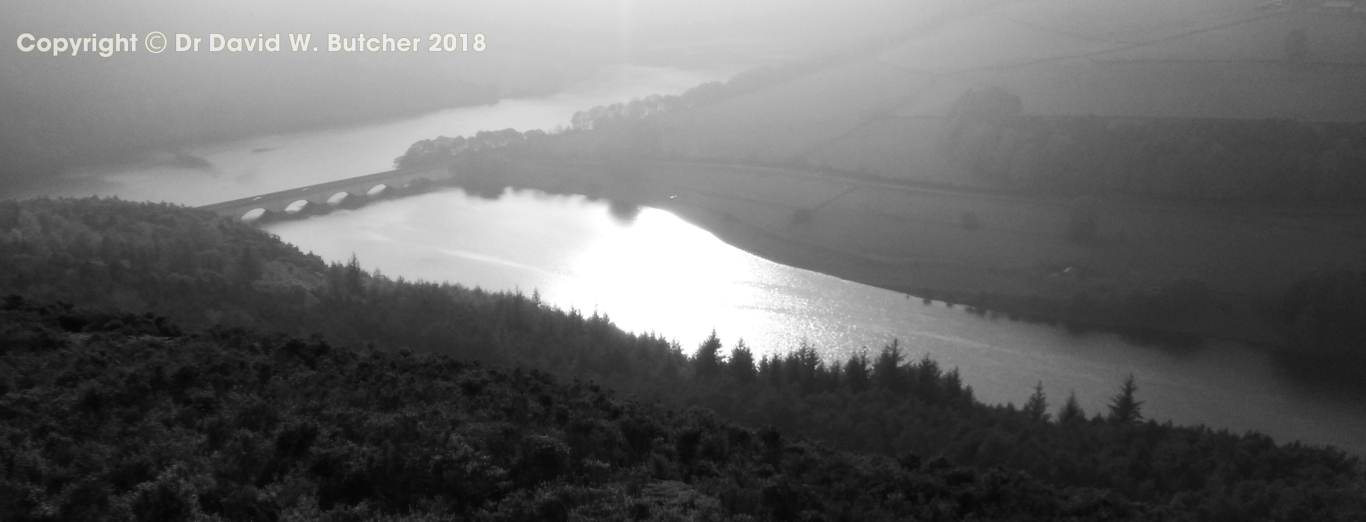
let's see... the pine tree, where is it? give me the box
[693,329,723,379]
[873,339,904,391]
[344,253,364,295]
[943,368,968,401]
[790,341,823,392]
[844,350,871,393]
[729,339,756,384]
[1107,373,1144,423]
[1058,391,1086,424]
[912,354,942,400]
[1023,381,1050,422]
[760,355,784,388]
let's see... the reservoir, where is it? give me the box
[268,188,1366,454]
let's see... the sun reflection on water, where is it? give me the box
[267,188,836,353]
[263,187,1366,453]
[558,206,804,350]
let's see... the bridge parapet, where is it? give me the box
[198,163,452,224]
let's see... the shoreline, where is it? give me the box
[661,197,1286,351]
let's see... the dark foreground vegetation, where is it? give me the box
[1,198,1364,520]
[1,299,1162,521]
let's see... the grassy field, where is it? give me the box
[799,116,990,185]
[652,62,935,162]
[892,59,1366,120]
[877,16,1124,71]
[1102,10,1366,64]
[879,3,1366,119]
[995,0,1252,44]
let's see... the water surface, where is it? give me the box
[267,188,1366,454]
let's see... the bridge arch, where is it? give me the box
[285,200,314,215]
[326,192,353,207]
[240,208,272,223]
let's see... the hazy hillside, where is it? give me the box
[585,0,1366,187]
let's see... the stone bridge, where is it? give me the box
[197,163,452,223]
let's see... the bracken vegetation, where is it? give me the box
[0,299,1164,521]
